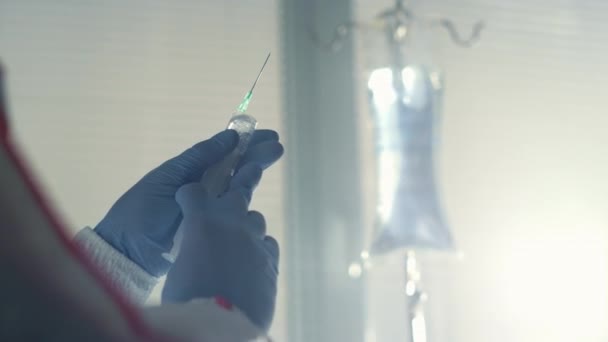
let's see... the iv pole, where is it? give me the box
[312,1,483,341]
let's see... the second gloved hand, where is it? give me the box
[95,129,283,277]
[162,165,279,332]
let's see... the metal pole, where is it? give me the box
[405,251,428,342]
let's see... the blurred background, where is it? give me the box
[1,0,607,341]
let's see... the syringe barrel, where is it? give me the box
[162,113,257,263]
[200,113,258,197]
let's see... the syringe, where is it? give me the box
[162,53,270,263]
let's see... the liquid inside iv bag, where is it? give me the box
[368,65,454,255]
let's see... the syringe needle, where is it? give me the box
[249,52,271,94]
[237,52,271,113]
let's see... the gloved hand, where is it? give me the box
[95,129,283,277]
[162,166,279,332]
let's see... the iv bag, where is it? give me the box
[368,65,454,255]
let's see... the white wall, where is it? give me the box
[0,1,287,340]
[355,0,608,341]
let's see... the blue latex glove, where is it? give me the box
[162,165,279,331]
[95,129,283,277]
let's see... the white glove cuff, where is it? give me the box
[74,227,158,304]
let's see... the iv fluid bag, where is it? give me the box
[368,65,453,255]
